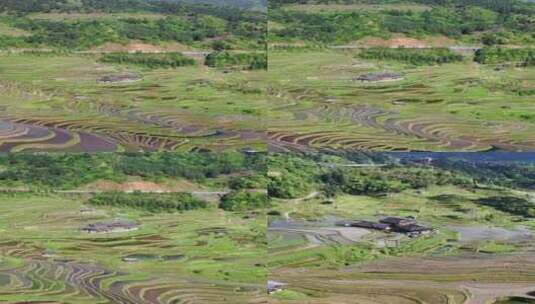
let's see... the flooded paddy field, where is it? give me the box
[0,53,269,152]
[5,47,535,153]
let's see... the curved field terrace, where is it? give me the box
[0,53,268,152]
[0,193,267,304]
[266,50,535,152]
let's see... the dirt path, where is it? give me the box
[288,191,320,204]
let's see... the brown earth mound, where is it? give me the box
[90,41,192,53]
[80,179,202,193]
[354,35,456,48]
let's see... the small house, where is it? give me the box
[350,220,392,231]
[268,280,286,294]
[379,217,415,227]
[355,72,403,82]
[396,224,433,237]
[97,73,142,84]
[82,220,138,234]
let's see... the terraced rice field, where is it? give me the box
[270,253,535,304]
[0,194,266,303]
[266,50,535,152]
[268,185,535,303]
[0,53,268,152]
[3,49,533,153]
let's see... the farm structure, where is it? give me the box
[337,220,392,232]
[268,280,286,294]
[337,217,433,237]
[380,217,433,237]
[82,220,139,233]
[355,72,403,82]
[97,73,142,83]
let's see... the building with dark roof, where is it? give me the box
[380,217,415,227]
[82,220,138,233]
[356,72,403,82]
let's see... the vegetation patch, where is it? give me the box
[219,190,270,211]
[474,196,535,218]
[0,153,265,189]
[205,51,267,70]
[100,52,196,69]
[89,191,208,212]
[358,47,464,66]
[475,47,535,66]
[271,289,309,300]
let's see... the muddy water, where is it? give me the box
[493,297,535,304]
[269,216,372,245]
[449,225,532,242]
[0,120,117,152]
[269,215,345,229]
[75,132,116,152]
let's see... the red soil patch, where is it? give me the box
[91,41,192,53]
[355,35,456,48]
[80,178,202,193]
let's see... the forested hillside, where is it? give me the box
[0,0,266,51]
[269,0,535,45]
[0,0,266,13]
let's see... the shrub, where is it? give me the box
[89,191,208,212]
[100,52,196,68]
[219,190,270,211]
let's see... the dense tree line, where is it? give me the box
[270,0,535,15]
[358,47,464,65]
[319,166,470,197]
[0,0,266,50]
[18,19,119,49]
[267,154,318,198]
[269,0,535,45]
[0,0,265,16]
[118,16,227,44]
[269,10,381,44]
[474,196,535,218]
[474,47,535,66]
[89,191,208,212]
[0,35,28,49]
[268,154,535,202]
[267,154,473,199]
[205,51,267,70]
[115,152,266,180]
[0,153,266,189]
[219,190,270,211]
[229,174,268,190]
[100,52,196,68]
[2,15,263,50]
[432,159,535,190]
